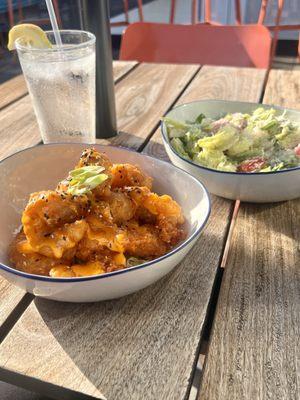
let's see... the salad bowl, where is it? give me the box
[161,100,300,203]
[0,144,210,302]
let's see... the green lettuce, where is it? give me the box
[171,138,190,159]
[276,126,300,149]
[193,148,236,171]
[197,125,239,151]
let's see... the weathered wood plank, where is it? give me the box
[0,75,27,110]
[199,201,300,400]
[0,61,137,112]
[199,69,300,400]
[0,96,40,160]
[108,63,200,150]
[174,65,267,104]
[144,66,267,160]
[263,69,300,109]
[0,282,30,333]
[0,195,232,400]
[112,60,138,82]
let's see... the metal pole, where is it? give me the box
[79,0,117,138]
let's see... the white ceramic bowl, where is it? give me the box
[0,144,210,302]
[161,100,300,203]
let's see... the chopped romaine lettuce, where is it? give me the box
[195,113,205,123]
[171,138,190,159]
[227,134,253,157]
[197,125,239,151]
[193,148,236,171]
[260,163,284,172]
[163,107,300,173]
[276,126,300,149]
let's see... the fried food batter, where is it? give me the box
[22,191,88,258]
[9,148,186,277]
[111,164,153,189]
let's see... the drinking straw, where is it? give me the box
[45,0,63,47]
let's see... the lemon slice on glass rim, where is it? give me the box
[7,24,52,50]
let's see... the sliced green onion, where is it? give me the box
[67,165,108,195]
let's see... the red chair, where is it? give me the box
[258,0,300,60]
[111,0,144,28]
[120,22,272,68]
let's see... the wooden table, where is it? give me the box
[0,61,299,400]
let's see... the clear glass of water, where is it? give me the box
[15,30,96,144]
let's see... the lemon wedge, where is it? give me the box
[8,24,52,50]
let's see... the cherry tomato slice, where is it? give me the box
[238,157,266,172]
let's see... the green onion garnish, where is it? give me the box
[67,166,108,195]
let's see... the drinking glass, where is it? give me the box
[15,30,96,144]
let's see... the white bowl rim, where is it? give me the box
[0,143,211,282]
[161,99,300,176]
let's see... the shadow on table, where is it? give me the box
[0,380,51,400]
[240,200,299,239]
[106,130,152,151]
[33,228,226,399]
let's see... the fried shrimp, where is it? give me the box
[9,148,186,277]
[107,189,137,224]
[9,232,73,276]
[111,164,153,189]
[121,221,167,258]
[22,191,88,258]
[124,186,185,244]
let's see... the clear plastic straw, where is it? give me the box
[45,0,62,47]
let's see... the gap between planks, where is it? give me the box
[137,66,202,153]
[0,293,33,344]
[188,200,238,400]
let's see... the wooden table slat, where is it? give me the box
[263,69,300,109]
[0,95,40,160]
[112,60,138,82]
[198,69,300,400]
[106,63,200,150]
[0,61,138,112]
[0,283,32,340]
[199,201,300,400]
[0,75,27,110]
